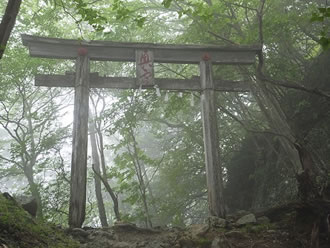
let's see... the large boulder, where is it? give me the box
[236,213,257,226]
[14,195,38,217]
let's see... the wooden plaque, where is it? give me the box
[136,50,154,85]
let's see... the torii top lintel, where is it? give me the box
[21,34,261,65]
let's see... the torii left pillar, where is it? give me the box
[69,48,90,227]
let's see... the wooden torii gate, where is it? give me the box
[22,34,260,227]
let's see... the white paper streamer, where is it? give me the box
[190,93,194,106]
[154,85,161,97]
[179,92,183,98]
[165,91,169,102]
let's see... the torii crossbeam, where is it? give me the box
[22,34,260,227]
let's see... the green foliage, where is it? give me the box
[311,7,330,50]
[72,0,107,31]
[162,0,173,9]
[112,0,133,21]
[162,0,213,22]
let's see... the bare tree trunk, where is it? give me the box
[23,165,43,218]
[89,114,108,227]
[139,159,158,219]
[91,101,121,221]
[250,0,303,174]
[250,81,302,173]
[16,96,44,219]
[127,127,153,228]
[92,165,121,221]
[0,0,22,59]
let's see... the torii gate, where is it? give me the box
[22,34,260,227]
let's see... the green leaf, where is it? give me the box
[135,16,146,28]
[162,0,173,8]
[310,14,324,22]
[318,7,327,13]
[319,37,330,50]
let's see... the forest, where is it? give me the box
[0,0,330,247]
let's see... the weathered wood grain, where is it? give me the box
[22,34,260,64]
[35,73,250,92]
[200,60,226,218]
[68,55,90,228]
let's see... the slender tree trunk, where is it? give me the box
[93,118,121,221]
[89,115,108,227]
[24,165,43,218]
[92,165,121,221]
[127,127,153,228]
[251,0,302,174]
[250,80,302,173]
[139,160,158,219]
[25,103,44,218]
[0,0,22,59]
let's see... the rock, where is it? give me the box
[135,241,148,247]
[143,240,168,248]
[211,237,231,248]
[2,192,15,201]
[189,224,210,238]
[111,241,132,248]
[179,237,195,248]
[257,216,270,224]
[87,229,115,241]
[225,214,236,223]
[236,213,256,226]
[208,216,227,228]
[21,198,38,217]
[12,194,38,217]
[236,210,250,218]
[225,230,249,240]
[70,228,89,238]
[67,227,89,244]
[211,237,221,248]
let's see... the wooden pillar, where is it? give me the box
[69,52,90,227]
[200,59,226,218]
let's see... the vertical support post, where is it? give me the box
[69,51,90,227]
[200,59,226,218]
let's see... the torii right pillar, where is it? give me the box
[200,58,226,218]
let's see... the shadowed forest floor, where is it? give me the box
[1,193,329,248]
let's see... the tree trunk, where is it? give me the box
[24,165,43,218]
[89,115,108,227]
[93,115,121,221]
[250,79,302,173]
[0,0,22,59]
[92,165,121,221]
[127,127,153,228]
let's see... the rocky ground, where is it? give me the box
[0,192,329,248]
[66,211,314,248]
